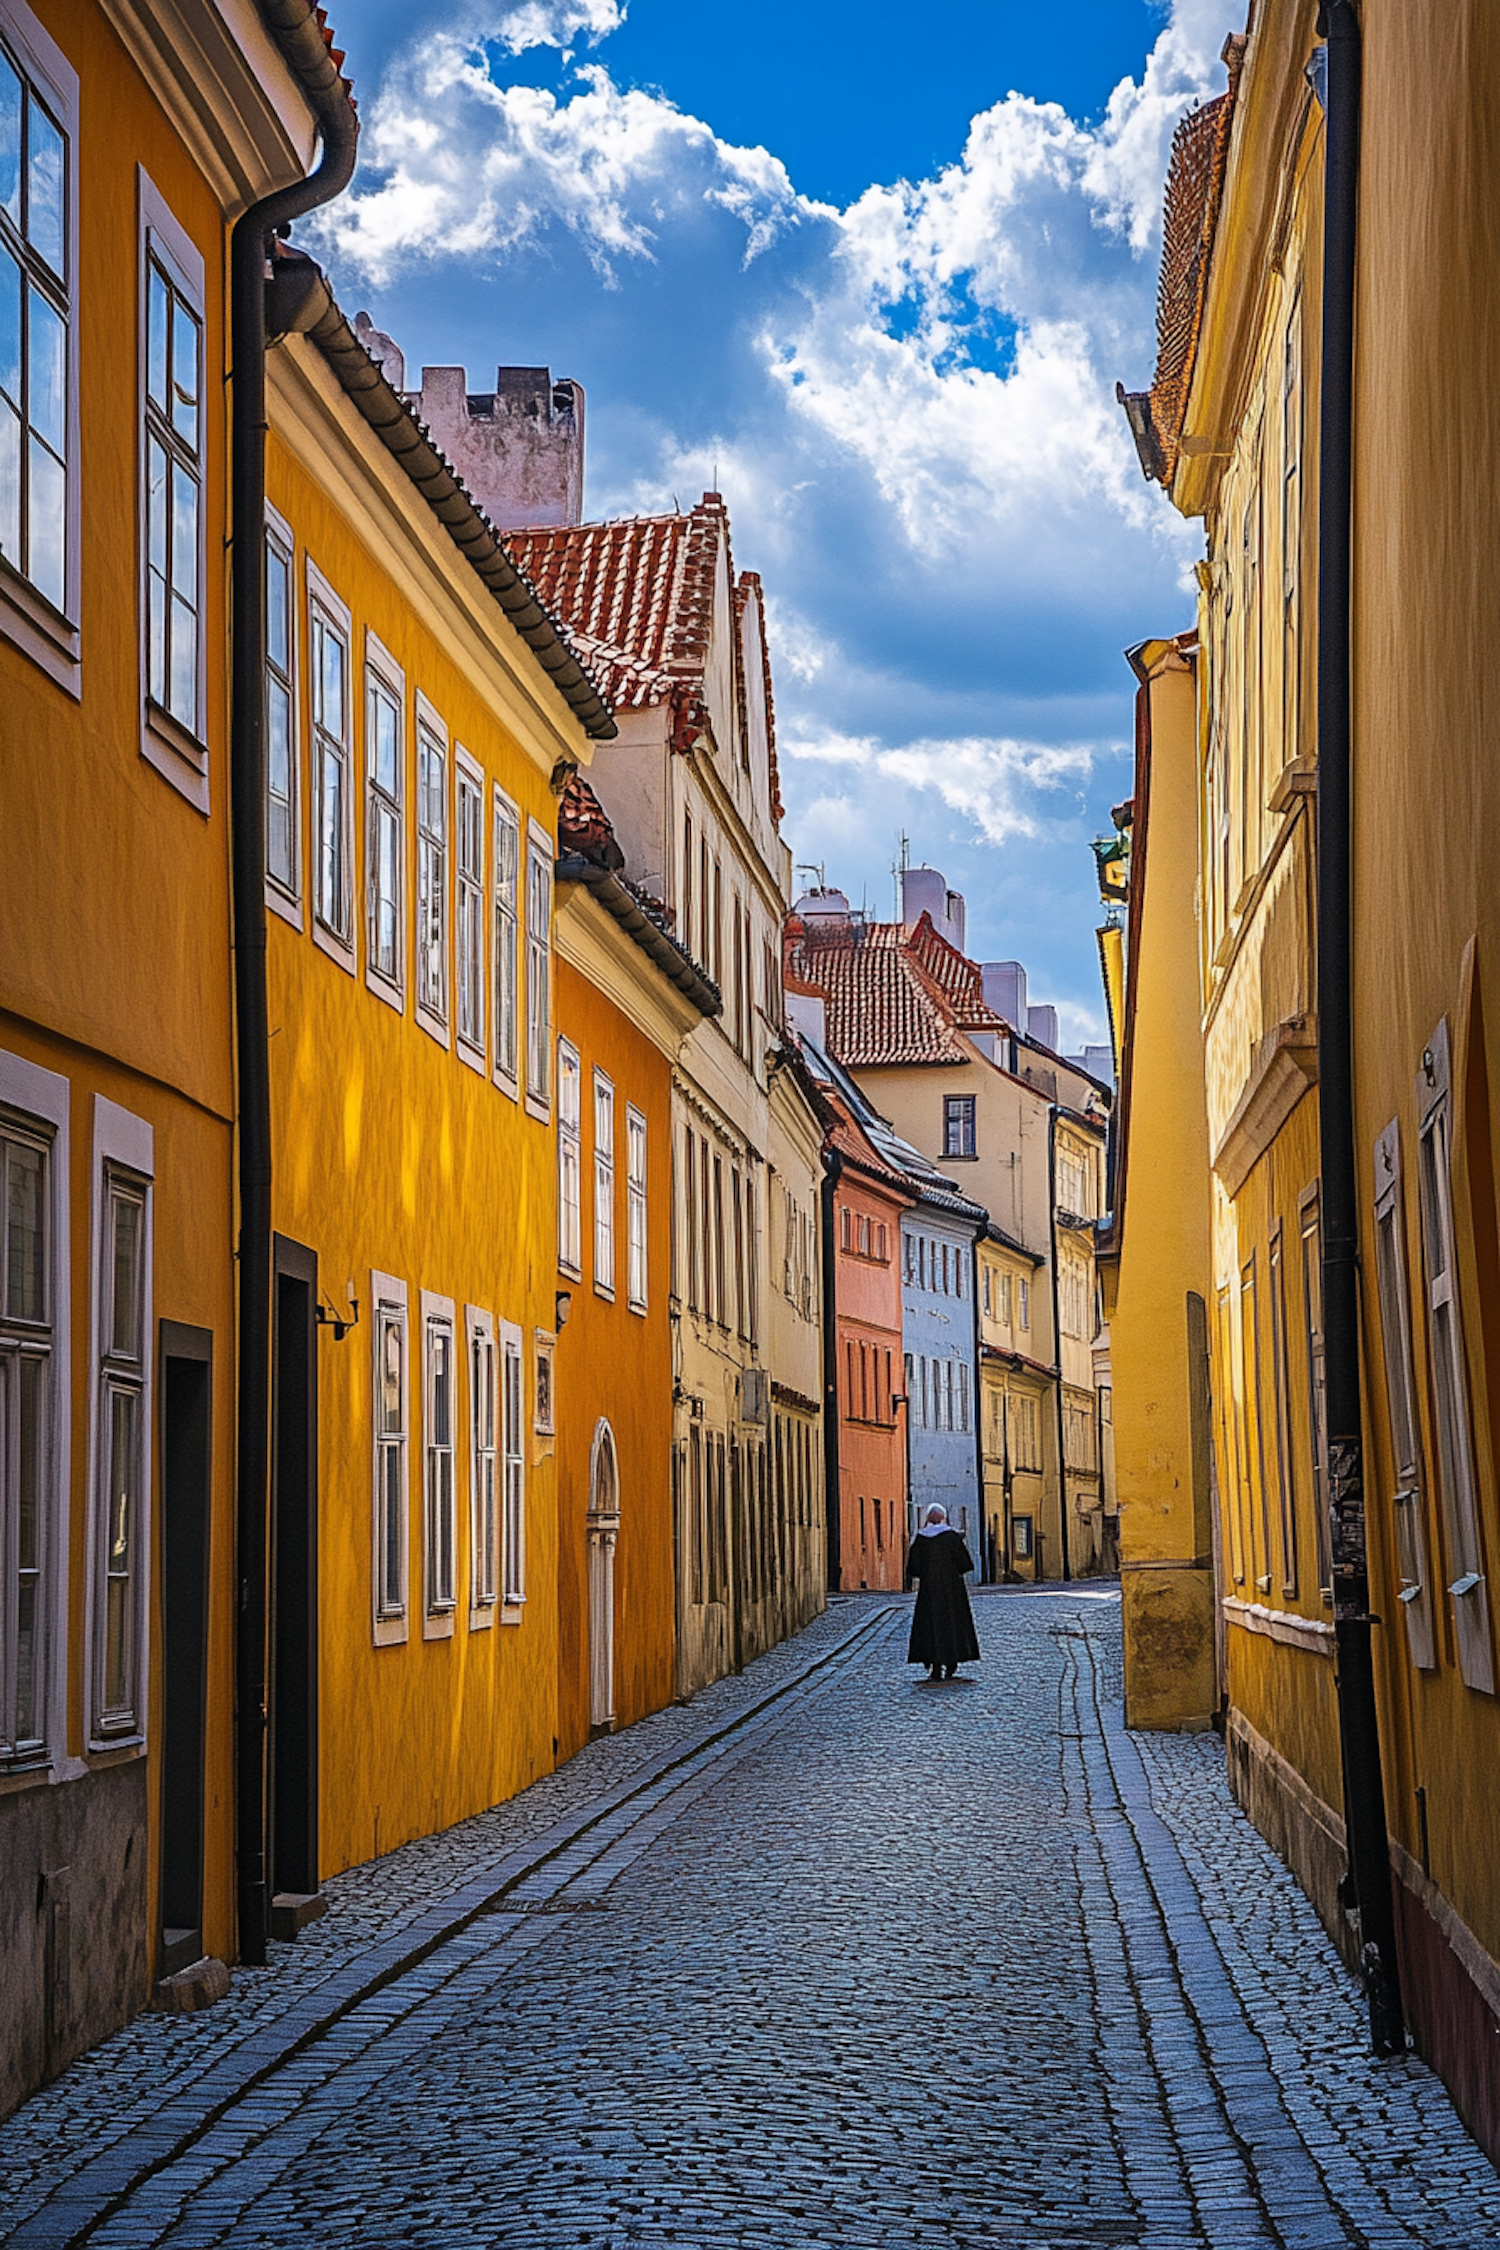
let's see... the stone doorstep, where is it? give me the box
[269,1891,329,1941]
[150,1958,232,2015]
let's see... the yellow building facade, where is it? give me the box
[1116,0,1500,2153]
[259,294,612,1896]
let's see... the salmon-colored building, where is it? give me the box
[553,778,718,1758]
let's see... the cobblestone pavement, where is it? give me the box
[3,1589,1498,2250]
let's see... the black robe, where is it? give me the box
[905,1529,981,1667]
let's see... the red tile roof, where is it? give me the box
[1148,38,1244,486]
[507,496,783,816]
[785,912,1006,1068]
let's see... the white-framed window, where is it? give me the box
[593,1070,615,1297]
[308,566,354,960]
[492,788,520,1094]
[140,173,205,798]
[415,698,449,1036]
[1416,1022,1494,1693]
[421,1293,456,1633]
[467,1307,497,1625]
[87,1098,153,1748]
[525,824,552,1112]
[0,1050,68,1776]
[626,1105,647,1312]
[501,1321,525,1607]
[1019,1278,1030,1331]
[265,507,300,913]
[1372,1121,1435,1671]
[365,636,404,1003]
[370,1270,409,1645]
[0,3,78,696]
[456,753,485,1064]
[558,1039,582,1277]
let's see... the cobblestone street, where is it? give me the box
[2,1592,1496,2250]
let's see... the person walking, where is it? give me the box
[905,1503,981,1680]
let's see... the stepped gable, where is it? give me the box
[787,914,1002,1068]
[507,498,783,813]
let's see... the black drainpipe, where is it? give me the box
[231,30,357,1967]
[1315,0,1405,2055]
[1047,1108,1072,1583]
[819,1149,843,1592]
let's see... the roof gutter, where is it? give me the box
[1313,0,1405,2058]
[555,856,721,1016]
[231,1,358,1969]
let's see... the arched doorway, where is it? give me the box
[588,1421,620,1735]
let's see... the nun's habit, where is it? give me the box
[905,1505,981,1675]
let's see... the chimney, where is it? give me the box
[407,363,585,529]
[1027,1003,1059,1052]
[983,960,1027,1027]
[900,865,966,952]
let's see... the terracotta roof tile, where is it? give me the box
[1148,40,1244,485]
[785,913,1005,1068]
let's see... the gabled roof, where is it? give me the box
[507,496,783,813]
[798,1033,985,1225]
[785,912,1007,1068]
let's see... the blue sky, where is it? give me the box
[315,0,1228,1043]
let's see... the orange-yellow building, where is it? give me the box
[257,288,614,1899]
[553,777,718,1759]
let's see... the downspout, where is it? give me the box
[819,1150,843,1592]
[231,22,357,1968]
[1315,0,1405,2055]
[1047,1108,1072,1582]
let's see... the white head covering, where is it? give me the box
[918,1504,949,1537]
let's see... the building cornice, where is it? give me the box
[100,0,318,214]
[555,865,718,1046]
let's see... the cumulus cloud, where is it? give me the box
[782,730,1097,849]
[468,0,623,56]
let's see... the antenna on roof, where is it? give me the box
[672,493,681,513]
[892,830,910,919]
[795,861,827,891]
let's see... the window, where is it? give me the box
[421,1298,456,1628]
[558,1040,582,1276]
[493,790,520,1091]
[1018,1279,1030,1332]
[626,1106,647,1311]
[1001,1271,1013,1325]
[682,809,694,952]
[1372,1122,1435,1670]
[1058,1147,1090,1218]
[0,7,76,677]
[1011,1391,1041,1472]
[1060,1257,1091,1340]
[1298,1193,1332,1594]
[416,703,449,1032]
[1416,1024,1494,1692]
[365,645,404,997]
[468,1309,497,1623]
[501,1322,525,1605]
[143,212,202,739]
[371,1273,408,1643]
[1268,1225,1299,1597]
[525,827,552,1108]
[943,1095,976,1159]
[265,514,299,906]
[309,573,353,953]
[593,1071,615,1296]
[455,756,485,1059]
[1,1103,55,1767]
[89,1102,153,1745]
[958,1362,970,1434]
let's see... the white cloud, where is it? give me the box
[466,0,624,56]
[782,729,1097,848]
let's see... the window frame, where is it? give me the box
[264,505,302,923]
[138,171,207,808]
[363,632,406,1010]
[466,1306,498,1627]
[491,785,521,1098]
[592,1069,615,1300]
[1372,1119,1436,1671]
[557,1038,583,1279]
[0,1047,70,1778]
[414,693,450,1042]
[524,822,553,1116]
[307,563,356,970]
[420,1292,457,1636]
[626,1105,648,1314]
[0,2,79,697]
[455,748,486,1070]
[85,1097,153,1751]
[943,1094,977,1160]
[501,1320,526,1611]
[370,1270,409,1647]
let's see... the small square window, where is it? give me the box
[943,1095,976,1159]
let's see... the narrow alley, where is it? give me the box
[1,1595,1492,2250]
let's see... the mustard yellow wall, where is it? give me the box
[0,1,238,1979]
[265,431,563,1878]
[1349,0,1500,1968]
[553,957,677,1765]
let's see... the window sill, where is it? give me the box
[267,882,304,932]
[469,1605,495,1632]
[366,967,403,1016]
[457,1036,486,1077]
[0,1754,55,1793]
[372,1613,408,1648]
[86,1732,146,1762]
[524,1090,552,1126]
[0,556,80,699]
[628,1297,648,1318]
[416,1005,450,1049]
[142,702,210,815]
[594,1281,616,1304]
[312,918,357,977]
[423,1609,455,1641]
[500,1601,525,1626]
[493,1068,520,1104]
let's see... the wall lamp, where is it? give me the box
[555,1290,573,1331]
[316,1281,360,1343]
